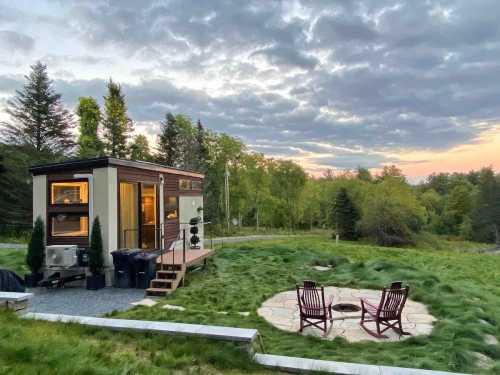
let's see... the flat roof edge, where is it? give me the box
[29,157,204,178]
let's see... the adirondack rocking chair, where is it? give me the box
[360,281,410,338]
[296,280,333,335]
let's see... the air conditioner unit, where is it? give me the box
[45,245,79,268]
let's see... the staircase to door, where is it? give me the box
[146,263,186,297]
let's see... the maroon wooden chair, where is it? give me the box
[296,280,333,335]
[360,281,410,338]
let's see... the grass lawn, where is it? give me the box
[0,249,28,275]
[0,249,276,374]
[1,237,499,373]
[0,234,29,244]
[113,236,500,374]
[0,311,276,375]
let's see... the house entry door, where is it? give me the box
[119,182,139,248]
[140,183,157,249]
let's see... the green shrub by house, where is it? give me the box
[89,217,104,275]
[26,216,44,274]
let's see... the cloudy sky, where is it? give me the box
[1,0,500,180]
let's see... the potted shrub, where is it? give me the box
[86,216,106,290]
[25,216,45,287]
[189,217,200,249]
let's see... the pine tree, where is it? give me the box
[196,119,209,172]
[129,134,152,161]
[156,112,180,166]
[0,154,5,174]
[471,168,500,244]
[1,61,74,155]
[333,188,359,240]
[0,144,34,227]
[102,79,132,158]
[27,216,45,274]
[76,96,104,158]
[89,217,104,275]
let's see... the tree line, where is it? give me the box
[1,62,499,246]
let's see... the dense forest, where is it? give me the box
[1,62,500,246]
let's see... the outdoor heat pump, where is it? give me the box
[45,245,79,268]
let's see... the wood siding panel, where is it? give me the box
[165,174,179,193]
[164,220,179,249]
[117,166,159,184]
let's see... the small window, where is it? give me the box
[191,180,202,190]
[179,179,190,190]
[51,181,88,204]
[165,196,178,220]
[51,213,89,237]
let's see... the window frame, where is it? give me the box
[179,179,191,191]
[47,178,90,241]
[49,178,90,207]
[191,180,202,191]
[49,212,90,238]
[165,195,179,221]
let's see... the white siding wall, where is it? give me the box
[178,195,204,250]
[32,175,47,233]
[92,167,118,267]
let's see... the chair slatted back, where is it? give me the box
[378,281,409,319]
[296,280,326,317]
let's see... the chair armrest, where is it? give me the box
[360,298,377,309]
[326,295,334,306]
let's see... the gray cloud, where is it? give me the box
[0,30,34,54]
[2,0,500,171]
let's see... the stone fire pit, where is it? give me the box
[257,286,436,342]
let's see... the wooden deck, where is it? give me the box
[146,248,215,297]
[156,248,215,267]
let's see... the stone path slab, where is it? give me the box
[255,353,471,375]
[258,286,436,343]
[131,298,158,307]
[24,313,259,343]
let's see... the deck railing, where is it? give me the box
[158,226,187,267]
[122,220,205,267]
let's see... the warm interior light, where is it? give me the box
[51,181,89,204]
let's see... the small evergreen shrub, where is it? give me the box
[26,216,45,274]
[89,217,104,275]
[332,188,359,240]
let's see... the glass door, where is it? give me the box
[140,183,157,249]
[119,182,139,248]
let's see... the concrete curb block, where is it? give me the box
[254,354,471,375]
[23,313,259,343]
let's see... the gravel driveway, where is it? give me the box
[27,286,146,316]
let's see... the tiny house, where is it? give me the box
[30,157,210,292]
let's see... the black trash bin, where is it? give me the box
[111,249,141,288]
[133,252,158,289]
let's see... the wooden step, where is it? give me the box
[156,270,178,280]
[151,279,173,289]
[145,287,170,297]
[157,263,184,272]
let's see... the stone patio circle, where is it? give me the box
[257,286,436,343]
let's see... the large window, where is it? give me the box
[119,183,139,248]
[165,196,178,220]
[51,213,89,237]
[51,181,88,204]
[47,179,90,241]
[141,183,157,249]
